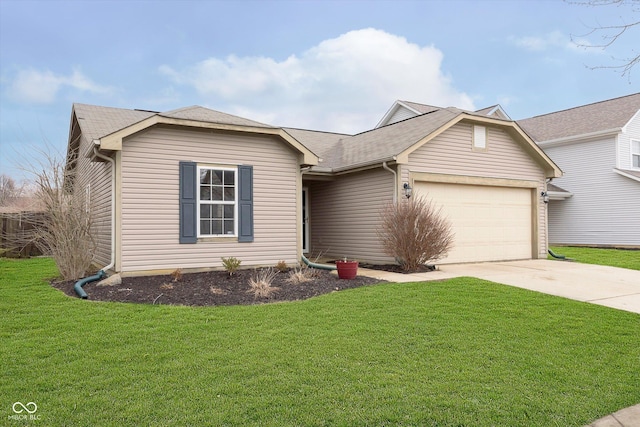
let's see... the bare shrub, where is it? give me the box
[209,286,228,296]
[247,268,279,298]
[16,147,95,280]
[286,265,315,285]
[275,260,288,272]
[377,195,454,272]
[170,268,183,282]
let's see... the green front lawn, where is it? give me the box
[1,257,639,426]
[549,246,640,270]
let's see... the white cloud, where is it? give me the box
[160,28,474,133]
[509,30,590,53]
[8,68,112,104]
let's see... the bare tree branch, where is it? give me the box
[567,0,640,79]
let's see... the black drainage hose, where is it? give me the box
[548,249,567,260]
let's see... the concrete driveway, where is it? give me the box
[359,259,640,314]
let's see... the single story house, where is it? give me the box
[67,102,561,276]
[518,93,640,248]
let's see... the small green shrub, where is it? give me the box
[221,257,241,276]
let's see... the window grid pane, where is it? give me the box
[198,167,236,236]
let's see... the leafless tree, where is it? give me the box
[568,0,640,78]
[14,146,95,279]
[378,196,454,272]
[0,174,24,206]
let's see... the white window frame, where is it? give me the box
[197,165,238,238]
[632,139,640,170]
[473,125,487,150]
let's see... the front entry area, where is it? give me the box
[414,182,533,264]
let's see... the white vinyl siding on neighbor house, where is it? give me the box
[384,106,419,126]
[618,110,640,170]
[546,137,640,246]
[632,140,640,168]
[407,122,548,259]
[308,167,395,264]
[119,126,300,274]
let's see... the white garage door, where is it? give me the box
[415,182,533,264]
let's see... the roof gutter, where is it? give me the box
[382,161,397,203]
[92,142,115,272]
[330,156,399,174]
[536,128,621,147]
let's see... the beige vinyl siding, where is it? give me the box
[546,137,640,246]
[408,122,548,258]
[76,133,112,268]
[308,167,394,263]
[119,126,299,273]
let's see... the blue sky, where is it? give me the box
[1,0,638,181]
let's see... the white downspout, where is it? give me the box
[382,161,397,203]
[92,144,115,272]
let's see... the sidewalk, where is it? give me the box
[586,403,640,427]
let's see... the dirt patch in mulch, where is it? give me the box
[51,268,386,307]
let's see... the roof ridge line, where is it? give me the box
[524,92,640,120]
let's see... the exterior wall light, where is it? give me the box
[541,191,549,204]
[403,183,413,199]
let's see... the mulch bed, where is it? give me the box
[51,268,385,307]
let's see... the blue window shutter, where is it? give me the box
[179,161,197,244]
[238,165,254,242]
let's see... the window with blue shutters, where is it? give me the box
[179,162,253,243]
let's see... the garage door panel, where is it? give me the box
[415,182,532,264]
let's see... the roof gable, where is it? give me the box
[518,93,640,143]
[73,103,155,141]
[70,103,318,166]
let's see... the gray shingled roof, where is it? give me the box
[333,108,461,169]
[517,93,640,142]
[399,100,441,115]
[159,105,275,129]
[73,103,155,141]
[73,102,537,173]
[282,128,346,167]
[73,103,274,142]
[287,108,463,169]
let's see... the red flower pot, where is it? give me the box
[336,260,359,280]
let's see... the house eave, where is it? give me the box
[330,156,399,174]
[96,115,319,166]
[548,191,573,200]
[536,128,621,147]
[614,168,640,182]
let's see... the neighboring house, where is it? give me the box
[67,103,560,276]
[518,93,640,248]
